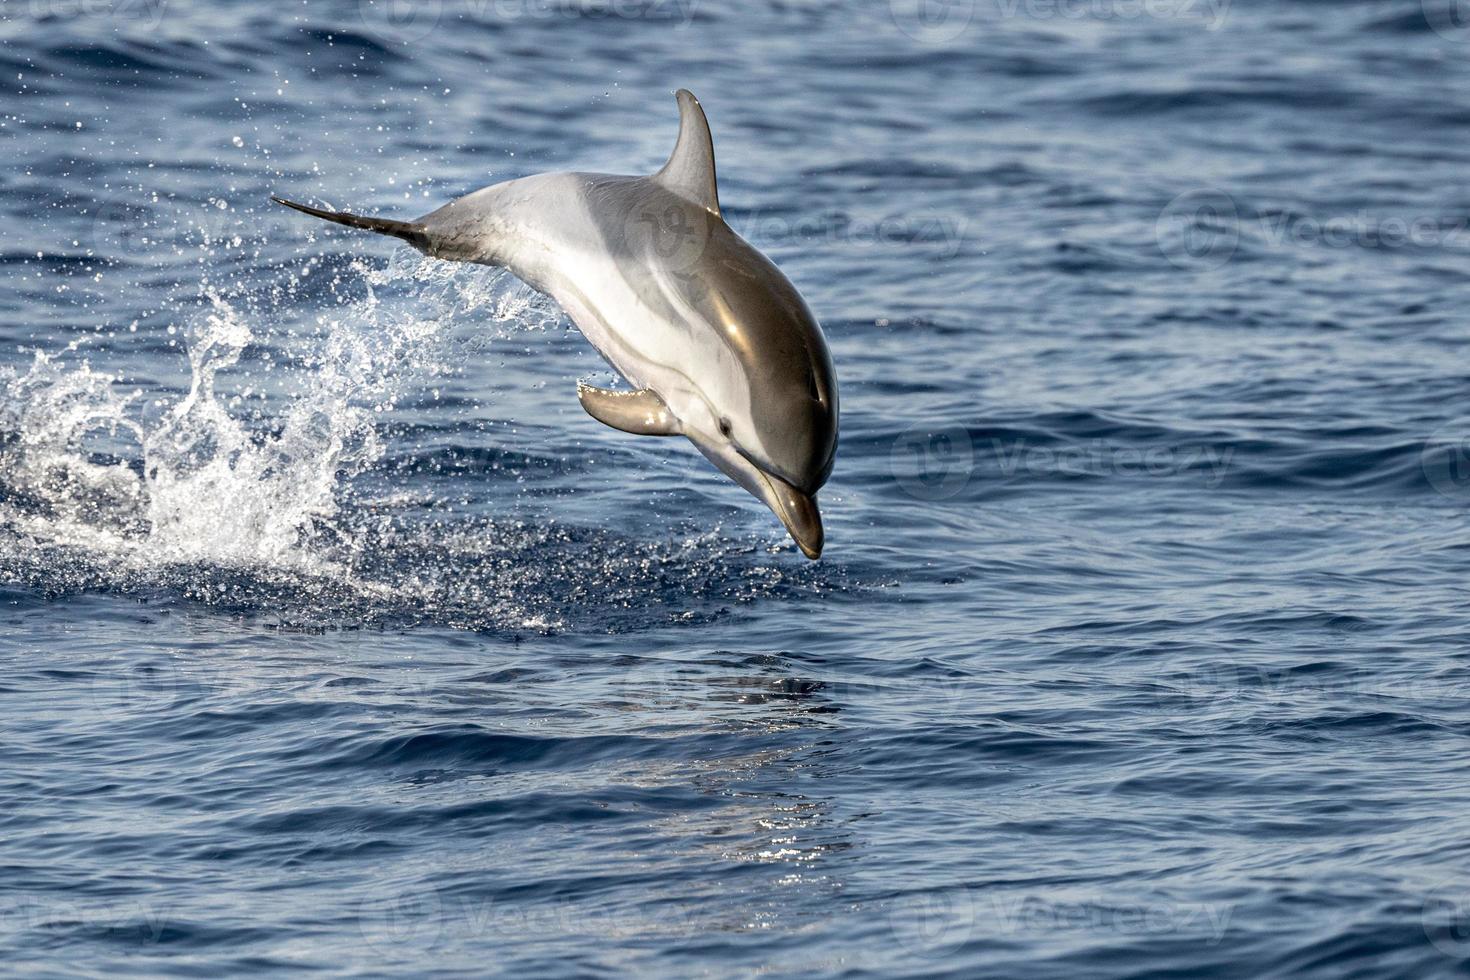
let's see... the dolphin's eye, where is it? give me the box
[718,417,733,437]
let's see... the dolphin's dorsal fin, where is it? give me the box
[578,383,680,436]
[654,90,720,217]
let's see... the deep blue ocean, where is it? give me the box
[4,0,1470,976]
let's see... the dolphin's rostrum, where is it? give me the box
[274,90,838,558]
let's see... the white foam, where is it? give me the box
[0,254,550,575]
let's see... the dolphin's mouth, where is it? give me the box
[688,434,825,559]
[757,471,824,560]
[735,445,812,496]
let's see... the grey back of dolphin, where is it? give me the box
[274,90,838,558]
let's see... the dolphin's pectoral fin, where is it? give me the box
[577,384,680,436]
[654,90,720,217]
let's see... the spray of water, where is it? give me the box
[0,253,554,573]
[0,250,828,631]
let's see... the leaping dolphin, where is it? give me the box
[273,90,837,558]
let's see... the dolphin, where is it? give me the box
[273,90,838,559]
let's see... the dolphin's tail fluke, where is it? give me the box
[271,197,431,251]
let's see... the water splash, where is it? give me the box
[141,293,383,566]
[0,255,489,572]
[0,253,834,632]
[0,343,147,549]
